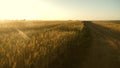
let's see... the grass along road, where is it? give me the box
[82,22,120,68]
[0,21,92,68]
[0,21,120,68]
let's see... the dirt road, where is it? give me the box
[81,22,120,68]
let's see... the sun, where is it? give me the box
[0,0,68,20]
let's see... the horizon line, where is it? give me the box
[0,19,120,21]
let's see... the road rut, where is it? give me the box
[82,22,120,68]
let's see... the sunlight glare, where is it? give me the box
[0,0,67,20]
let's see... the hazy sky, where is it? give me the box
[0,0,120,20]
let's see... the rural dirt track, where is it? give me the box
[81,22,120,68]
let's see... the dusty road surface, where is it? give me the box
[82,22,120,68]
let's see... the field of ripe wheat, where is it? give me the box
[93,21,120,32]
[0,21,90,68]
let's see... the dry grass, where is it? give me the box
[93,21,120,32]
[0,21,89,68]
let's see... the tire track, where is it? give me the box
[82,22,120,68]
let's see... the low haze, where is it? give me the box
[0,0,120,20]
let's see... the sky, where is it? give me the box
[0,0,120,20]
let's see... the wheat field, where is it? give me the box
[0,20,120,68]
[0,21,91,68]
